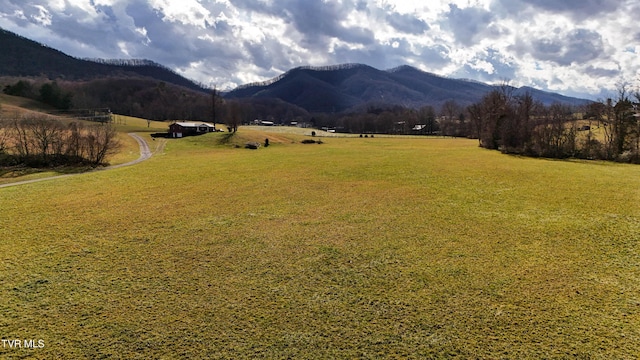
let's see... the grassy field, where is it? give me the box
[1,127,639,358]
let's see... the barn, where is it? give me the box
[168,122,216,138]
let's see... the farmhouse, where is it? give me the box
[168,122,216,138]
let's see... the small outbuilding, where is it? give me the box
[253,119,274,126]
[168,122,216,138]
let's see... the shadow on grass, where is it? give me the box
[217,132,236,145]
[0,165,95,178]
[502,152,629,167]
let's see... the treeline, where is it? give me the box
[1,78,311,124]
[468,85,640,163]
[305,101,465,136]
[0,115,120,167]
[1,78,211,120]
[4,80,73,110]
[303,87,640,163]
[69,78,212,121]
[85,58,169,68]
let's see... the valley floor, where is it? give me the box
[1,129,639,358]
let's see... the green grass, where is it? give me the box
[1,129,639,358]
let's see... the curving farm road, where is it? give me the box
[0,133,153,189]
[109,133,152,168]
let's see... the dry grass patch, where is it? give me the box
[1,132,639,358]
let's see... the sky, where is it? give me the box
[0,0,639,99]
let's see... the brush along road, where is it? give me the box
[0,133,152,189]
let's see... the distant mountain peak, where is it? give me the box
[386,65,441,77]
[235,63,373,91]
[387,65,416,73]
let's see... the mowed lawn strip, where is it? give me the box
[1,130,639,358]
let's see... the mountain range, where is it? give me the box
[0,27,591,117]
[225,63,591,113]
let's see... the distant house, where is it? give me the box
[168,122,216,138]
[253,119,275,126]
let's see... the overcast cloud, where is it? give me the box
[0,0,638,99]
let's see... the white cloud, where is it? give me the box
[117,41,131,57]
[31,5,51,26]
[148,0,214,28]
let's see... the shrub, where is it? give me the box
[0,116,119,167]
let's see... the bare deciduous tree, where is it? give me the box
[440,100,461,137]
[418,106,437,135]
[1,116,120,167]
[0,120,8,154]
[84,123,120,165]
[11,118,31,158]
[25,116,63,161]
[226,101,242,133]
[211,85,223,128]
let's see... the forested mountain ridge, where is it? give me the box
[0,28,207,93]
[225,63,591,113]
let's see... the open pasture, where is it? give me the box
[1,129,639,358]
